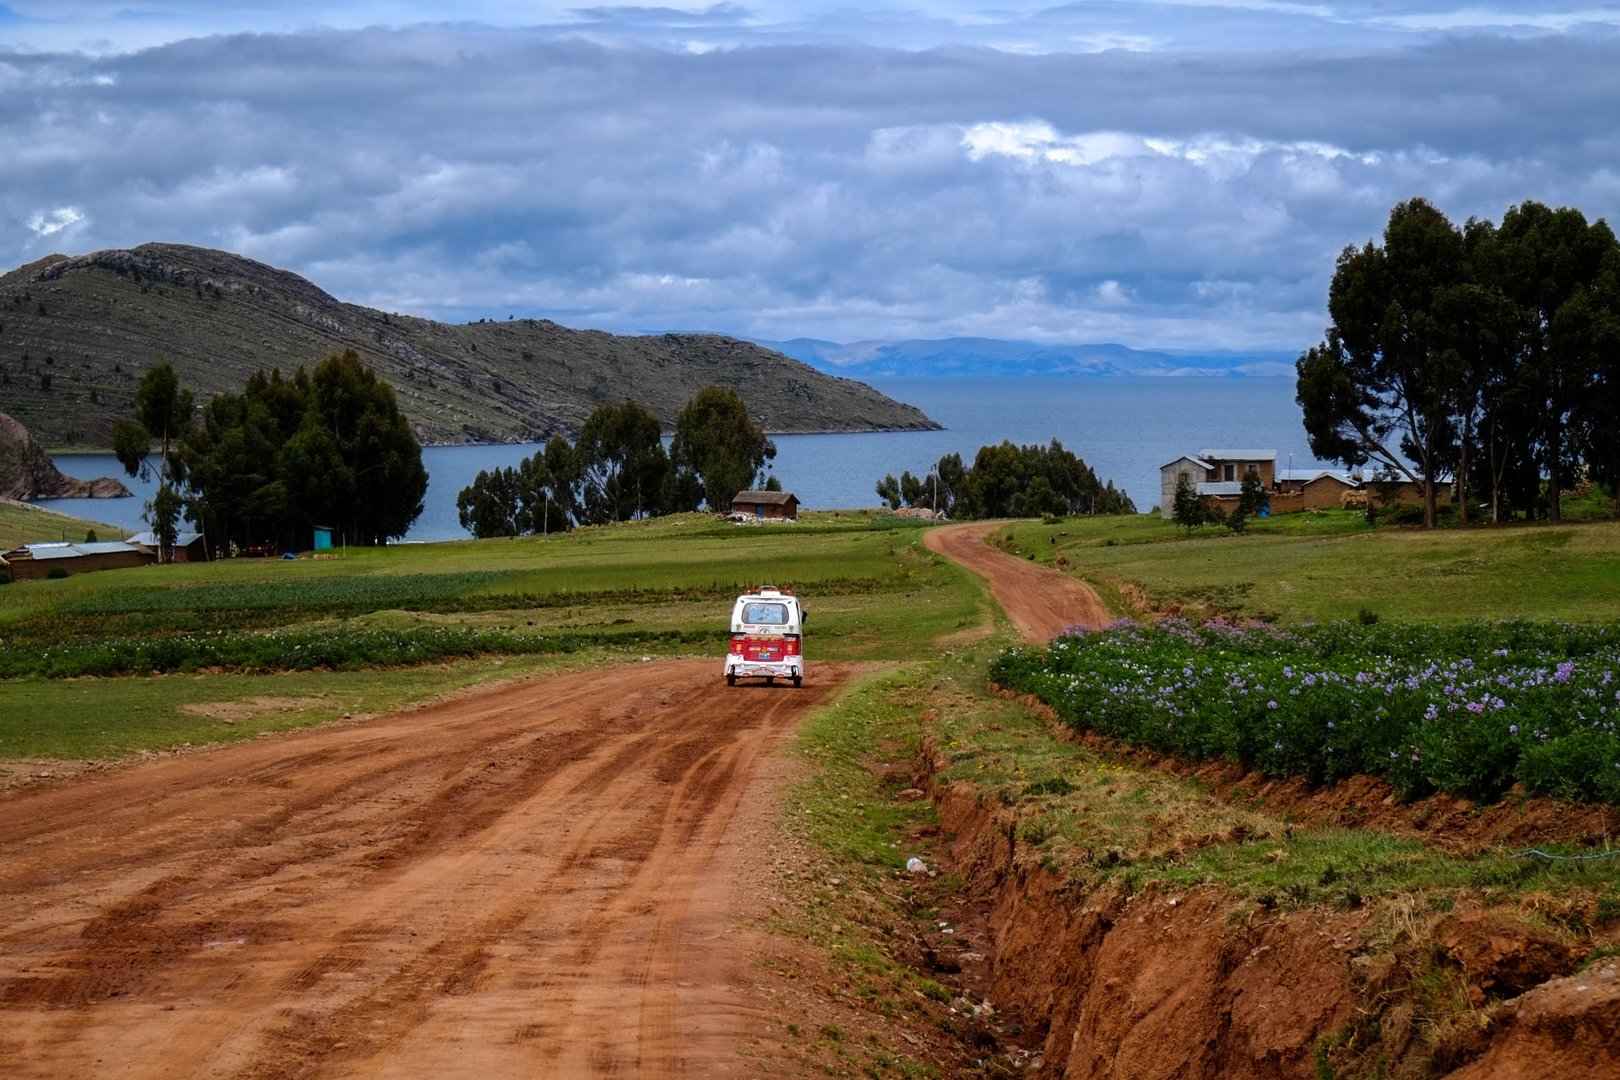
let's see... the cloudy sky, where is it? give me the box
[3,3,1618,353]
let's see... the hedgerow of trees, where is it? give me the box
[118,350,429,556]
[1297,197,1620,526]
[875,439,1136,519]
[456,385,776,538]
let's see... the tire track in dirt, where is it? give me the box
[0,659,853,1078]
[924,521,1112,642]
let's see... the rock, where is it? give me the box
[0,412,131,501]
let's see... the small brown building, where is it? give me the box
[1267,469,1362,513]
[3,540,156,581]
[128,531,211,563]
[730,490,800,521]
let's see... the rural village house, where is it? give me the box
[729,490,799,521]
[2,540,156,582]
[2,531,211,582]
[1159,450,1425,518]
[128,531,211,563]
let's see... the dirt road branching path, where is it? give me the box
[924,521,1112,642]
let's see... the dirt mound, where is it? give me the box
[1446,958,1620,1079]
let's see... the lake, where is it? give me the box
[46,376,1326,543]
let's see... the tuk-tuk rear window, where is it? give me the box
[741,601,791,625]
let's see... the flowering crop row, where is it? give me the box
[990,617,1620,804]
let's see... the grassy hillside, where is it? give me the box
[0,499,119,551]
[0,244,937,449]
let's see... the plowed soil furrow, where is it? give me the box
[0,659,853,1078]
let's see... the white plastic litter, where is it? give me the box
[905,857,928,874]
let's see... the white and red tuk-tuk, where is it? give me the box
[724,587,805,687]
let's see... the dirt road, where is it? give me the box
[924,522,1112,642]
[0,526,1104,1078]
[0,660,853,1078]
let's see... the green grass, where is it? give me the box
[0,653,579,758]
[998,513,1620,623]
[0,512,983,754]
[0,499,121,550]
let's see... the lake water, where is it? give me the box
[46,377,1325,543]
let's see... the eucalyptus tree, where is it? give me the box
[1296,199,1467,527]
[302,349,427,545]
[669,385,775,512]
[112,361,194,560]
[576,399,669,523]
[1493,201,1620,521]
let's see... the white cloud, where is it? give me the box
[26,206,85,238]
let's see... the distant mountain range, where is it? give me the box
[0,244,936,450]
[753,337,1298,379]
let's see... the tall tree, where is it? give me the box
[112,361,195,561]
[456,466,528,538]
[576,399,669,524]
[304,349,427,545]
[1494,202,1619,521]
[1296,198,1466,526]
[669,386,776,512]
[178,355,425,552]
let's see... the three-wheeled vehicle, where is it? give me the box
[724,586,805,687]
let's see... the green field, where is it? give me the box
[995,511,1620,624]
[0,499,120,550]
[0,511,986,755]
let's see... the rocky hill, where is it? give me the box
[0,412,129,500]
[0,244,937,448]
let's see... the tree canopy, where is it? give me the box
[1298,198,1620,524]
[112,361,195,560]
[877,439,1135,519]
[457,387,785,538]
[179,349,427,552]
[669,385,776,512]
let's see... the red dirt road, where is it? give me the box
[0,660,854,1078]
[924,522,1112,642]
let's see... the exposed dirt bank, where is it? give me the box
[921,523,1620,1078]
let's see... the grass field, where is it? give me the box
[0,499,120,550]
[996,511,1620,624]
[0,511,985,755]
